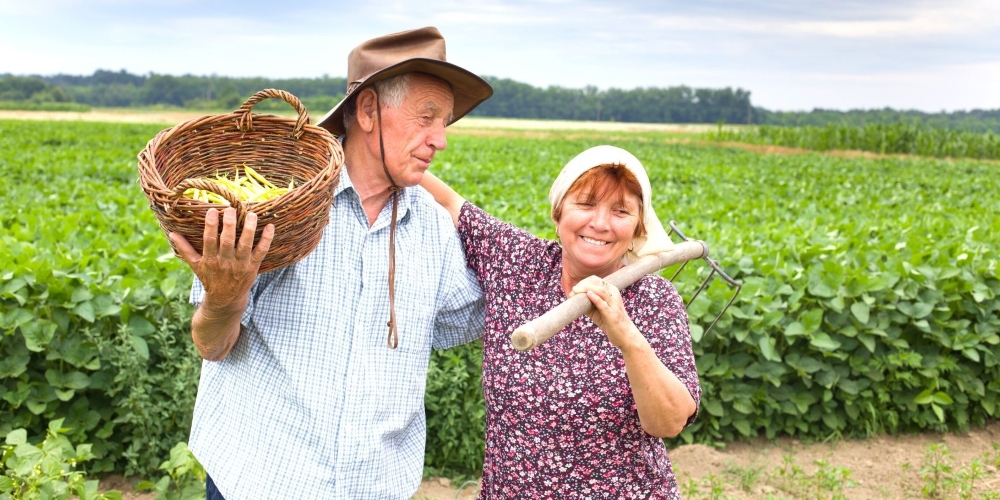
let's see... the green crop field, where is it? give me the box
[1,119,998,490]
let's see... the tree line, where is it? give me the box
[2,70,998,132]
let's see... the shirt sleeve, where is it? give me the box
[632,276,702,426]
[432,226,486,350]
[457,201,546,288]
[428,199,486,350]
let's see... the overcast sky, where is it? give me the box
[2,0,998,112]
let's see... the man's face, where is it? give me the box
[377,73,455,187]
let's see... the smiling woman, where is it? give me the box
[553,163,647,288]
[420,145,700,499]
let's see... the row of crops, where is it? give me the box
[706,122,1000,160]
[1,119,998,479]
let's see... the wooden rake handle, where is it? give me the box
[509,239,709,351]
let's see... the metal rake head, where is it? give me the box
[667,220,743,338]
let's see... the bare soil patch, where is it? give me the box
[100,421,999,499]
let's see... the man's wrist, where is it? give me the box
[199,293,249,319]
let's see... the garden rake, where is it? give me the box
[510,220,742,351]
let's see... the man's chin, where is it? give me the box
[403,169,428,188]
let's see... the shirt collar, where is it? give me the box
[335,166,413,224]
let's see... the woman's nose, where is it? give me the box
[590,207,611,230]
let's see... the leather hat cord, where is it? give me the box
[375,91,401,349]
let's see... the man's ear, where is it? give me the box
[354,88,378,133]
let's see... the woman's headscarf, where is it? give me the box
[548,145,674,264]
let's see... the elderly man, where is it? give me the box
[169,27,493,499]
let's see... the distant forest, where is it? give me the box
[2,70,999,132]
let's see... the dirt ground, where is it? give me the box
[99,420,999,499]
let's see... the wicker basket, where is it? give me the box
[137,89,344,274]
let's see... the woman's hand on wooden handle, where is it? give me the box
[570,275,640,349]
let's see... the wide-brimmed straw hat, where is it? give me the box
[316,26,493,136]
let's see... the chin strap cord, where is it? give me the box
[375,91,402,349]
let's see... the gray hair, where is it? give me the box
[342,73,410,132]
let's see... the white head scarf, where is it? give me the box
[548,145,674,264]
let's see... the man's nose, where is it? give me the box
[428,122,447,151]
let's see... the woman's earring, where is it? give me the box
[628,241,635,252]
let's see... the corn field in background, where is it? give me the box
[706,122,1000,160]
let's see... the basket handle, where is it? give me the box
[234,89,310,139]
[170,178,244,208]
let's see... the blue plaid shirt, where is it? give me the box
[187,168,485,499]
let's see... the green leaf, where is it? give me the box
[962,348,980,362]
[858,334,876,353]
[898,301,933,319]
[801,309,824,333]
[932,403,945,422]
[914,389,933,405]
[131,335,150,361]
[733,418,752,437]
[48,417,66,433]
[21,321,58,352]
[809,332,841,351]
[931,391,954,405]
[758,336,780,362]
[135,480,157,491]
[127,316,156,337]
[784,321,806,337]
[808,271,836,298]
[821,411,845,430]
[71,286,94,303]
[790,392,817,414]
[732,399,754,415]
[702,398,724,417]
[1,307,34,329]
[689,323,704,343]
[14,443,43,465]
[26,400,48,415]
[92,293,121,318]
[6,428,27,446]
[73,300,96,323]
[160,276,178,297]
[850,302,870,324]
[0,353,30,378]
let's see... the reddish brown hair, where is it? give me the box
[553,163,646,239]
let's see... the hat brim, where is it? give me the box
[316,58,493,136]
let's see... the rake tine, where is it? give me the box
[705,256,740,287]
[704,281,742,337]
[667,220,743,337]
[670,261,690,282]
[687,268,716,306]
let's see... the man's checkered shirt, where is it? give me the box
[187,169,485,499]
